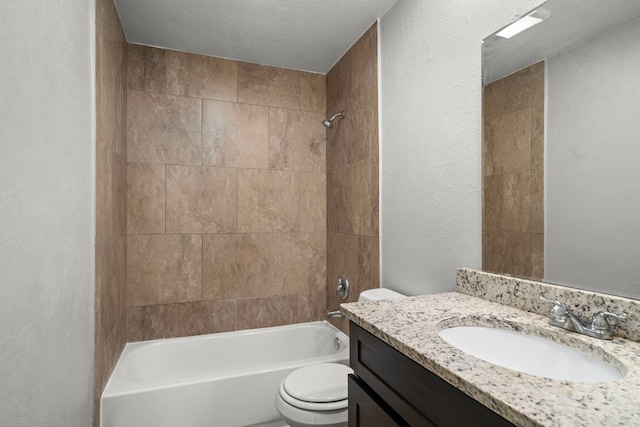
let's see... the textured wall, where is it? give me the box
[326,24,380,333]
[95,0,128,424]
[379,0,544,296]
[0,0,95,425]
[126,46,327,340]
[482,62,544,280]
[546,18,640,298]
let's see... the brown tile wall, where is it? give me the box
[95,0,127,425]
[482,62,544,280]
[326,24,380,333]
[125,45,327,341]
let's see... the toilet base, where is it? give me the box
[275,393,347,427]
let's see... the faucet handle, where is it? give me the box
[539,295,570,314]
[539,295,570,323]
[539,294,567,309]
[590,311,627,332]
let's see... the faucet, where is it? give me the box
[326,309,343,319]
[540,295,626,340]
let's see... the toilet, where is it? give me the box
[275,288,405,427]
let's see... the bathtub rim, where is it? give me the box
[102,320,349,398]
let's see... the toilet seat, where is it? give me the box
[278,363,353,411]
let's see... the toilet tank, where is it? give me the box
[358,288,405,302]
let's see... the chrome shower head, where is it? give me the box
[322,111,345,128]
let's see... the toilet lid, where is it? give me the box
[283,363,353,403]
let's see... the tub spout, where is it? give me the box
[326,309,343,319]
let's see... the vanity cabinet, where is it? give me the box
[348,322,515,427]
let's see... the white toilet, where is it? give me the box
[275,288,405,427]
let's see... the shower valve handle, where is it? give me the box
[336,275,350,300]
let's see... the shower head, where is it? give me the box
[322,111,345,129]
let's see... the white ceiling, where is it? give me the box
[483,0,640,83]
[114,0,399,74]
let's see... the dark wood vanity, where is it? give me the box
[348,322,515,427]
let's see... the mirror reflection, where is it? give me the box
[482,0,640,299]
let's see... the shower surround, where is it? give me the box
[126,46,328,340]
[325,25,380,333]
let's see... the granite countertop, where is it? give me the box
[341,292,640,427]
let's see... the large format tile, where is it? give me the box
[351,25,377,96]
[100,7,126,150]
[238,169,299,232]
[112,154,127,237]
[326,167,346,234]
[327,46,352,107]
[502,171,531,233]
[346,159,372,236]
[268,108,326,172]
[127,90,202,165]
[202,100,269,169]
[300,72,326,113]
[483,231,532,278]
[127,234,202,306]
[483,174,503,232]
[166,165,237,234]
[164,300,236,338]
[297,290,326,323]
[95,242,118,346]
[531,233,544,280]
[166,50,237,101]
[326,232,360,305]
[96,137,113,245]
[238,62,300,109]
[503,67,531,114]
[371,157,379,236]
[357,236,380,293]
[299,172,326,233]
[127,45,167,93]
[202,234,270,300]
[369,76,379,159]
[127,163,165,234]
[531,166,544,234]
[530,62,545,174]
[126,305,165,342]
[484,108,531,176]
[483,80,503,125]
[236,295,299,330]
[269,233,326,295]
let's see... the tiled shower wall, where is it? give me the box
[326,24,380,333]
[95,0,127,424]
[482,61,544,279]
[125,46,328,340]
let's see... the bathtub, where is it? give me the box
[101,321,349,427]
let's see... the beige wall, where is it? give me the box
[125,45,328,340]
[482,61,544,279]
[95,0,128,424]
[326,24,380,333]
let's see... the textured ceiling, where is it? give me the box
[114,0,399,74]
[483,0,640,83]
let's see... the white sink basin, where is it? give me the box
[438,326,623,382]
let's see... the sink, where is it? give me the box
[438,325,623,382]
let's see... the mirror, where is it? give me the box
[482,0,640,299]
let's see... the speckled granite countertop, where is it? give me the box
[341,292,640,426]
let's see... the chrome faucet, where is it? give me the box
[540,295,627,340]
[326,309,343,319]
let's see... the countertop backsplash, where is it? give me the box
[457,268,640,342]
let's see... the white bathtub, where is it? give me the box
[101,321,349,427]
